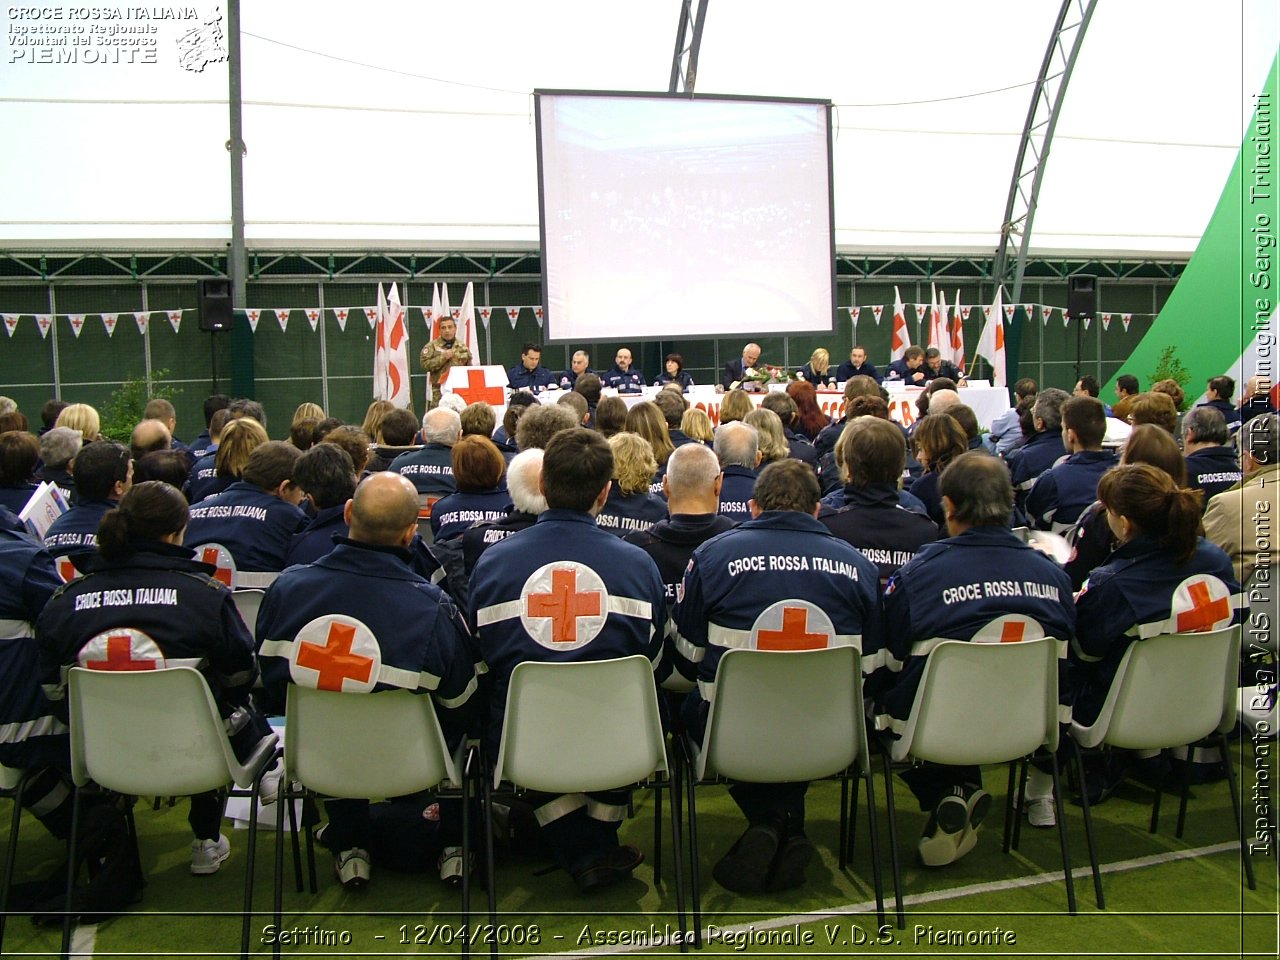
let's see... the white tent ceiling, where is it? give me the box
[1,0,1275,256]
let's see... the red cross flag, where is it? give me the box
[1101,313,1111,331]
[848,306,861,322]
[290,615,380,694]
[971,614,1045,644]
[246,309,261,333]
[167,310,182,334]
[479,306,493,328]
[871,304,884,326]
[333,308,349,331]
[975,286,1006,388]
[79,628,165,672]
[305,308,320,331]
[275,308,290,333]
[459,281,479,362]
[751,600,834,652]
[950,288,966,369]
[533,306,544,326]
[2,314,18,337]
[364,307,379,329]
[506,307,521,329]
[102,313,118,337]
[134,311,150,335]
[890,286,910,360]
[36,314,52,339]
[68,314,85,338]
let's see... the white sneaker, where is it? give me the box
[334,848,371,889]
[190,834,231,875]
[1027,797,1057,829]
[258,758,285,805]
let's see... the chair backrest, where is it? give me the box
[493,655,666,793]
[1078,626,1241,750]
[894,636,1060,765]
[285,686,456,799]
[698,646,863,782]
[232,589,266,641]
[68,666,261,795]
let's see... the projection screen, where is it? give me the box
[535,91,836,343]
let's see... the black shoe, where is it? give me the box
[572,844,644,893]
[713,823,780,893]
[766,836,816,891]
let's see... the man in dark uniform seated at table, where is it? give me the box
[507,343,556,394]
[835,346,881,384]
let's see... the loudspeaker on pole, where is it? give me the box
[198,279,234,332]
[1067,274,1097,320]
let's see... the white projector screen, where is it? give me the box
[535,91,836,343]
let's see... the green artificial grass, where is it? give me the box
[1,749,1275,958]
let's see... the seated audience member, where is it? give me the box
[1070,464,1240,731]
[655,352,695,391]
[820,399,927,513]
[921,386,961,421]
[186,416,267,505]
[227,398,269,433]
[744,408,789,466]
[43,440,132,569]
[1239,375,1277,424]
[0,411,28,434]
[360,399,396,445]
[597,432,667,537]
[190,394,231,458]
[366,408,420,473]
[1198,375,1242,427]
[1008,387,1070,505]
[145,397,188,452]
[430,436,512,542]
[908,414,968,529]
[1073,375,1112,416]
[285,443,359,566]
[1064,424,1185,591]
[435,394,467,419]
[256,472,477,888]
[761,392,816,468]
[653,389,694,448]
[718,388,755,425]
[877,452,1075,865]
[130,418,172,462]
[515,403,578,452]
[721,342,763,391]
[38,480,271,876]
[603,348,646,394]
[922,346,966,384]
[1204,413,1280,584]
[947,404,985,451]
[714,421,761,523]
[0,396,15,416]
[813,376,880,457]
[557,390,590,427]
[573,372,604,415]
[681,406,715,446]
[820,416,939,584]
[506,342,556,393]
[835,345,881,384]
[673,459,882,891]
[493,394,536,453]
[885,345,928,385]
[185,441,307,573]
[989,378,1037,456]
[40,398,69,436]
[785,380,831,443]
[1182,406,1241,503]
[796,348,833,387]
[55,403,103,444]
[389,407,461,503]
[37,426,81,501]
[1026,396,1118,533]
[0,431,42,515]
[134,449,193,491]
[625,401,676,492]
[462,448,546,577]
[1150,379,1186,434]
[459,402,496,441]
[1111,374,1141,423]
[1127,391,1179,436]
[289,419,319,451]
[557,350,594,391]
[321,425,372,476]
[470,428,665,891]
[595,396,629,439]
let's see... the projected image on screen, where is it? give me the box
[536,92,835,343]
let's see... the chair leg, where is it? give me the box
[273,783,287,960]
[460,753,471,960]
[303,798,318,894]
[473,747,497,960]
[1149,751,1166,834]
[285,786,303,894]
[1175,749,1193,839]
[838,775,850,870]
[0,773,29,955]
[1072,739,1104,910]
[846,771,862,867]
[1048,751,1076,915]
[1002,760,1018,854]
[59,786,83,960]
[1012,757,1030,852]
[1218,733,1257,891]
[653,784,663,883]
[666,762,687,953]
[242,774,264,960]
[861,766,887,931]
[878,750,905,930]
[681,742,702,949]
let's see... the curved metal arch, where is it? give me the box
[669,0,711,95]
[992,0,1098,300]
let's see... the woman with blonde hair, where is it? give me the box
[718,388,754,425]
[55,403,101,442]
[744,408,789,465]
[797,347,833,387]
[680,406,715,445]
[360,399,396,443]
[292,401,326,426]
[186,416,268,504]
[596,432,667,537]
[624,401,675,470]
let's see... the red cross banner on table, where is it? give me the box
[441,364,509,408]
[289,614,380,694]
[102,313,118,337]
[971,613,1045,644]
[134,311,150,335]
[167,310,182,334]
[68,314,85,338]
[78,627,166,672]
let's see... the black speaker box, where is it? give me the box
[198,279,234,332]
[1067,274,1097,320]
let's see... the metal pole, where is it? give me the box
[318,281,329,412]
[49,285,61,399]
[227,0,247,309]
[141,286,152,381]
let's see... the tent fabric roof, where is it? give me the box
[1,1,1275,255]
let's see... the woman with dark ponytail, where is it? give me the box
[1069,463,1242,728]
[36,481,271,877]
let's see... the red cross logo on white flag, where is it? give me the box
[333,308,348,331]
[291,615,381,694]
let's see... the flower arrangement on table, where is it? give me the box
[732,365,793,391]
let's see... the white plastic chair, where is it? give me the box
[64,666,279,960]
[1068,626,1253,905]
[492,656,684,946]
[683,646,885,942]
[878,636,1073,926]
[231,589,267,642]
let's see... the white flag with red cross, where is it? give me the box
[275,308,290,332]
[2,314,18,337]
[333,308,349,332]
[102,313,118,337]
[890,287,910,361]
[36,315,52,339]
[305,309,320,332]
[975,285,1006,388]
[68,314,85,338]
[167,310,182,333]
[246,309,260,333]
[134,311,150,335]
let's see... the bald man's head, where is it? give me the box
[345,472,420,547]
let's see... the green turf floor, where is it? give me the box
[2,746,1275,958]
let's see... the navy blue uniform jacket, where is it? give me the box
[185,481,308,573]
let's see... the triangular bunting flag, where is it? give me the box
[275,308,290,333]
[1121,313,1132,332]
[36,314,52,339]
[1041,306,1053,326]
[1021,304,1034,321]
[1002,304,1014,322]
[305,309,320,331]
[134,311,150,334]
[364,307,379,329]
[167,310,182,334]
[68,314,85,338]
[2,314,18,337]
[1101,313,1111,331]
[871,304,884,325]
[333,308,349,332]
[506,307,520,329]
[533,306,544,327]
[848,306,861,322]
[479,306,492,329]
[450,308,460,321]
[1083,316,1091,331]
[913,304,927,323]
[246,309,260,333]
[1062,310,1070,328]
[102,313,117,337]
[960,306,972,321]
